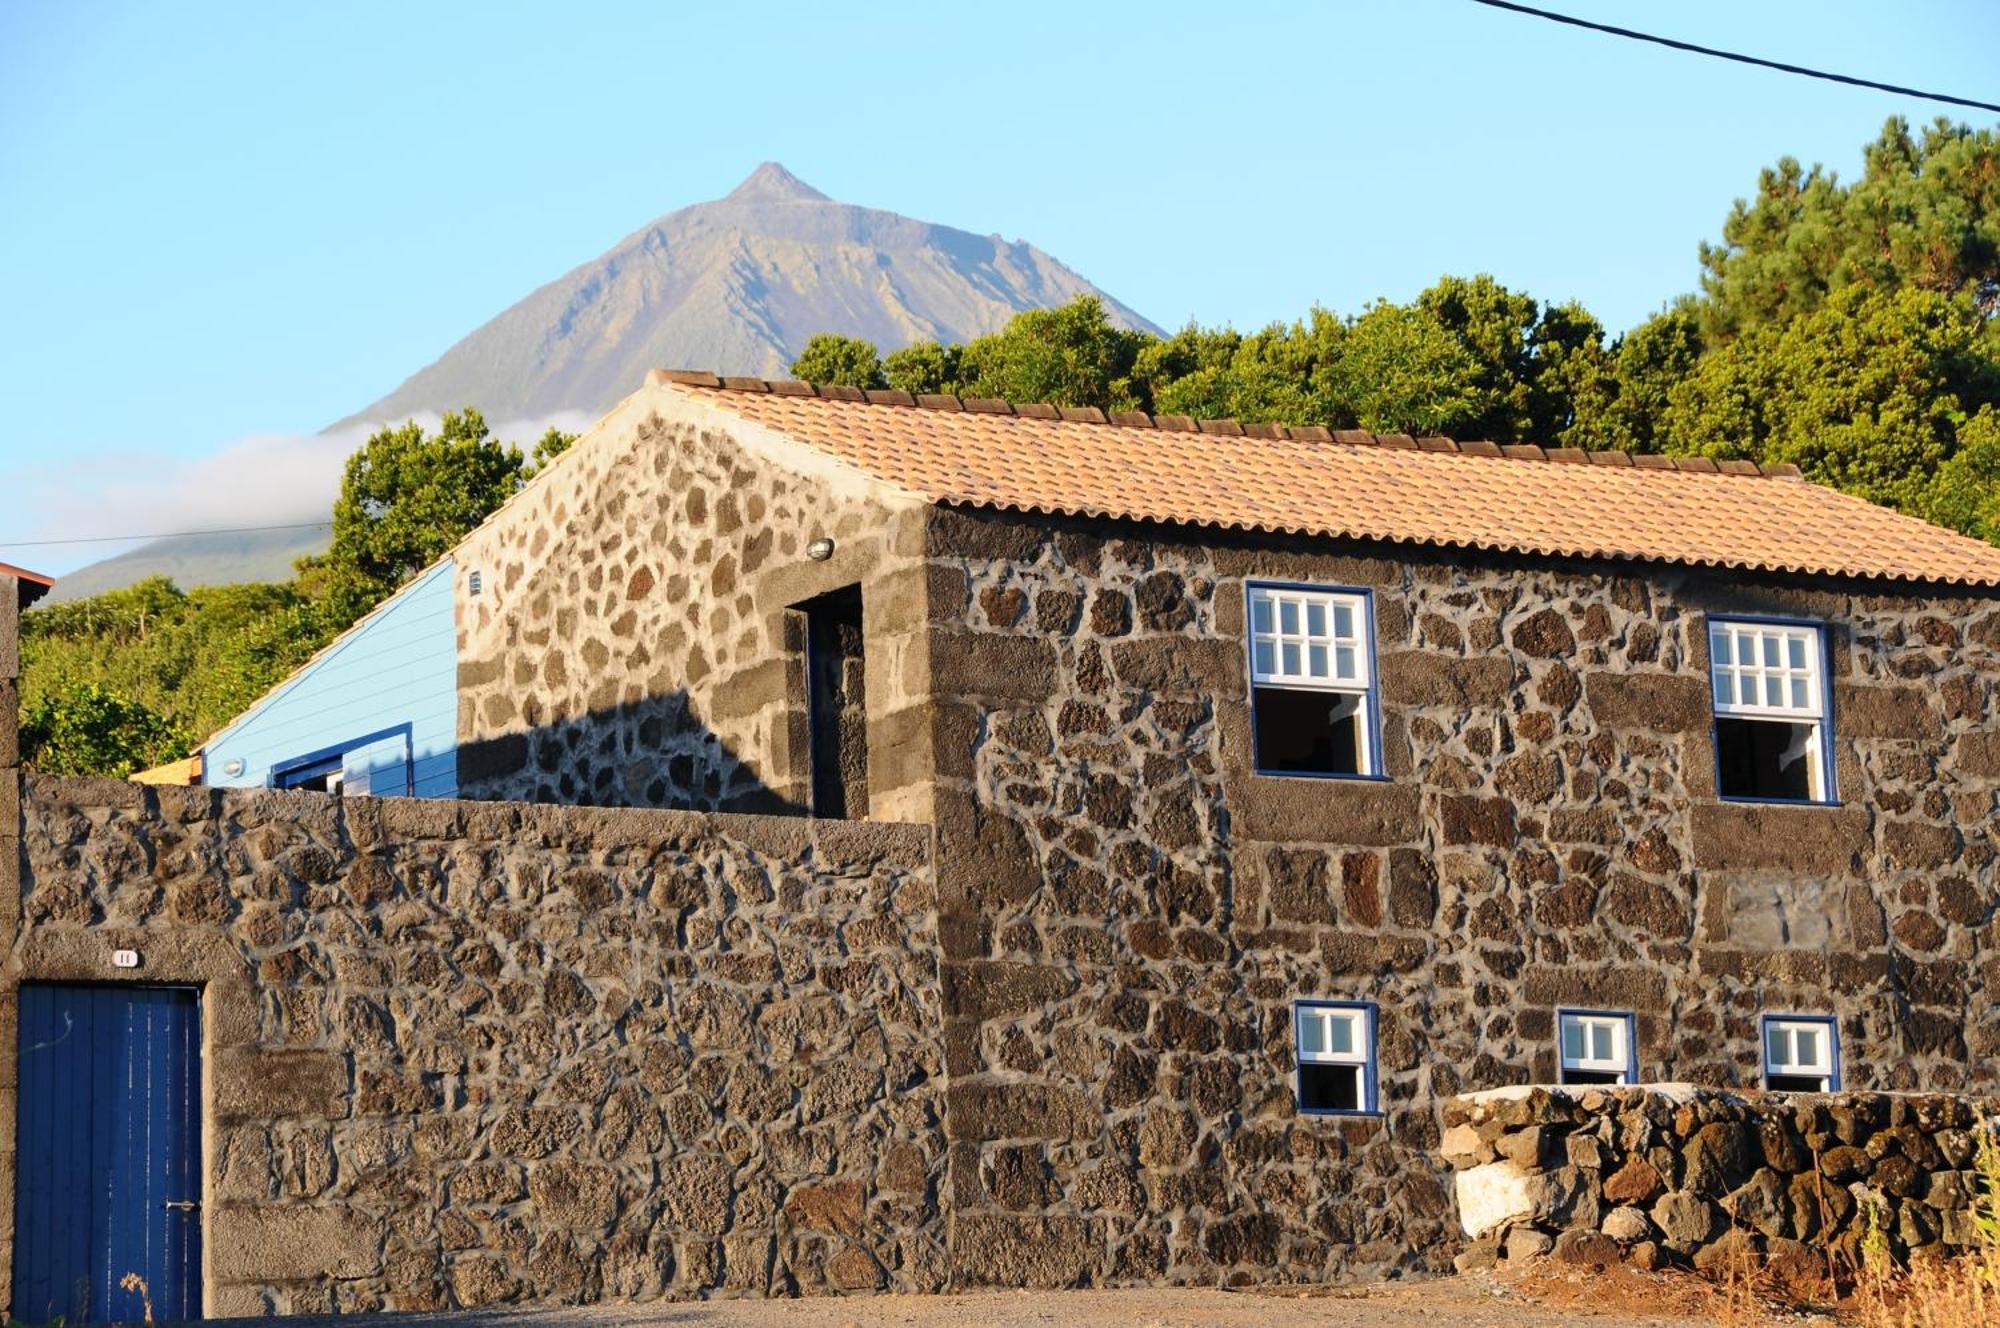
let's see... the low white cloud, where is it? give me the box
[0,410,596,576]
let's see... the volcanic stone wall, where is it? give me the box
[1443,1085,2000,1277]
[452,387,937,822]
[922,507,2000,1287]
[3,776,943,1316]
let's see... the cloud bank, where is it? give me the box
[0,410,596,576]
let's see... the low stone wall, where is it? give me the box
[1443,1085,2000,1279]
[3,776,942,1316]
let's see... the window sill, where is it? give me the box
[1295,1107,1385,1120]
[1250,769,1392,784]
[1713,793,1845,809]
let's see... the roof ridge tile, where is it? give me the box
[657,369,1818,485]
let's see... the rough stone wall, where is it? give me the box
[922,507,2000,1288]
[1443,1085,2000,1278]
[453,386,936,822]
[4,777,943,1316]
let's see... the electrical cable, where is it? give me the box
[0,520,332,551]
[1467,0,2000,115]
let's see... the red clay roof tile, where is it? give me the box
[657,374,2000,588]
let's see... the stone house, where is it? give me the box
[5,371,2000,1312]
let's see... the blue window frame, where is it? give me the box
[1707,615,1837,805]
[1245,581,1385,781]
[1292,999,1380,1116]
[270,723,415,796]
[1761,1013,1841,1092]
[1556,1007,1638,1086]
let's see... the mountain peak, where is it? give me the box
[724,162,830,203]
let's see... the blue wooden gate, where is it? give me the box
[12,984,203,1324]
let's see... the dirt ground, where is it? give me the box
[217,1264,1844,1328]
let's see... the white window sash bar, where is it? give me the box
[1766,1020,1834,1077]
[1250,587,1371,692]
[1710,622,1825,721]
[1560,1015,1630,1075]
[1295,1005,1371,1066]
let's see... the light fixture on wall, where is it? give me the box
[221,758,246,777]
[806,537,835,562]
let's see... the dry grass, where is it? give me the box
[1852,1131,2000,1328]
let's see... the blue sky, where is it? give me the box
[2,0,1996,572]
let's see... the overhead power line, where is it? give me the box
[1467,0,2000,115]
[0,519,332,552]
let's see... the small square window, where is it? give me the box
[1762,1014,1839,1092]
[1249,585,1376,778]
[1294,1001,1377,1114]
[1558,1009,1636,1086]
[1709,619,1832,803]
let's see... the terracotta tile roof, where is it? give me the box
[655,371,2000,590]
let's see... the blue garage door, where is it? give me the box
[12,984,202,1324]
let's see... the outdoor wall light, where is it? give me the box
[807,537,835,562]
[222,758,246,777]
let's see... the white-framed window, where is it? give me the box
[1708,618,1832,803]
[1558,1009,1637,1086]
[1248,584,1377,778]
[1762,1014,1840,1092]
[1293,1000,1378,1115]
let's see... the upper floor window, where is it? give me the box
[1708,618,1832,803]
[1762,1014,1839,1092]
[1248,584,1377,778]
[1558,1008,1636,1086]
[1293,1000,1378,1115]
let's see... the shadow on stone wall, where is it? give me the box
[455,689,804,818]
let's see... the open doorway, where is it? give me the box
[801,585,868,819]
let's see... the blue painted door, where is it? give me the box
[12,984,202,1324]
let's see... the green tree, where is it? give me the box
[1572,304,1706,452]
[1698,117,2000,343]
[882,340,963,395]
[790,334,886,388]
[524,425,580,477]
[1327,300,1496,435]
[20,683,193,779]
[1138,311,1347,425]
[295,408,525,627]
[953,297,1150,410]
[1923,405,2000,542]
[1661,285,2000,519]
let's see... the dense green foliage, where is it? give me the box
[20,578,330,745]
[19,684,195,779]
[793,116,2000,546]
[20,412,576,775]
[790,333,886,389]
[1697,118,2000,342]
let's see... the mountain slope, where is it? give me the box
[333,162,1160,428]
[49,165,1157,601]
[45,526,330,603]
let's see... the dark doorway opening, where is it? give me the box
[803,586,868,819]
